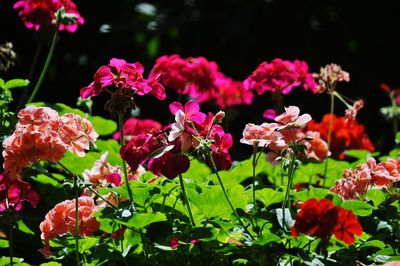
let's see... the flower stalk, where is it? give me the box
[178,174,196,227]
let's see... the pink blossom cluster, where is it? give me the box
[83,152,122,187]
[112,117,162,141]
[39,196,100,257]
[2,106,98,179]
[120,101,233,179]
[13,0,84,32]
[243,58,318,95]
[345,99,364,121]
[80,58,165,101]
[314,63,350,93]
[331,157,400,200]
[0,172,39,212]
[241,106,329,162]
[149,55,253,109]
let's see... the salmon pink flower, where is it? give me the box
[275,106,311,127]
[39,196,100,257]
[13,0,84,32]
[240,123,281,147]
[314,63,350,94]
[345,99,364,121]
[83,152,121,186]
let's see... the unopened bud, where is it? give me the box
[213,111,225,124]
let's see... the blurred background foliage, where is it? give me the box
[1,0,400,159]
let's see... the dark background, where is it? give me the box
[1,0,400,159]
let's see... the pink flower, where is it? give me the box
[244,58,317,95]
[112,117,162,140]
[213,74,254,109]
[275,106,312,127]
[3,107,98,179]
[80,58,165,101]
[13,0,84,32]
[82,152,121,186]
[263,108,277,120]
[240,123,281,147]
[169,237,180,249]
[210,131,233,170]
[314,63,350,93]
[39,196,99,257]
[303,131,330,161]
[0,172,39,212]
[345,99,364,121]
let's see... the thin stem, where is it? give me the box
[74,176,80,266]
[208,154,255,240]
[178,174,196,226]
[118,113,135,205]
[252,143,258,233]
[391,96,398,143]
[87,187,118,210]
[322,92,335,187]
[9,212,13,266]
[27,30,58,104]
[281,152,296,231]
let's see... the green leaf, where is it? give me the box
[88,116,117,136]
[95,139,121,166]
[59,151,100,176]
[0,78,4,88]
[361,240,386,249]
[16,220,35,235]
[0,256,29,265]
[341,200,376,216]
[117,212,167,229]
[40,262,63,266]
[256,188,283,208]
[3,79,29,90]
[54,103,86,117]
[366,189,387,207]
[252,232,281,246]
[233,258,249,265]
[0,239,9,248]
[79,237,99,253]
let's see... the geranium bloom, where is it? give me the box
[314,63,350,93]
[291,198,362,245]
[306,114,374,159]
[331,157,400,200]
[112,117,162,140]
[345,99,364,121]
[3,106,98,179]
[120,134,151,172]
[240,123,281,147]
[13,0,84,32]
[80,58,165,101]
[275,106,311,127]
[333,208,363,244]
[39,196,100,257]
[82,152,121,186]
[244,58,318,95]
[0,172,39,212]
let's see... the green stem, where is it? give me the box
[391,96,398,144]
[87,187,118,210]
[26,30,58,104]
[74,176,80,266]
[322,92,335,187]
[281,152,296,231]
[208,154,255,240]
[178,174,196,226]
[9,212,13,266]
[252,143,258,233]
[118,113,135,206]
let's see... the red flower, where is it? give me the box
[120,134,150,172]
[333,208,362,245]
[148,152,190,179]
[291,198,339,240]
[169,237,180,249]
[306,114,375,159]
[13,0,84,32]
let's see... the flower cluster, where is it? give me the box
[241,106,329,162]
[243,58,318,95]
[112,117,162,141]
[306,114,374,160]
[2,106,98,179]
[149,54,253,109]
[39,196,100,257]
[331,157,400,200]
[83,152,122,187]
[81,58,165,115]
[0,172,39,212]
[291,198,362,245]
[314,63,350,94]
[120,101,232,179]
[345,99,364,121]
[13,0,84,32]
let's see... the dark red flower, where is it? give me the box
[333,208,362,245]
[120,134,150,171]
[170,237,180,249]
[148,152,190,179]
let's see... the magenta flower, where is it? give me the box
[80,58,165,100]
[244,58,317,95]
[120,134,151,172]
[0,172,39,212]
[13,0,84,32]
